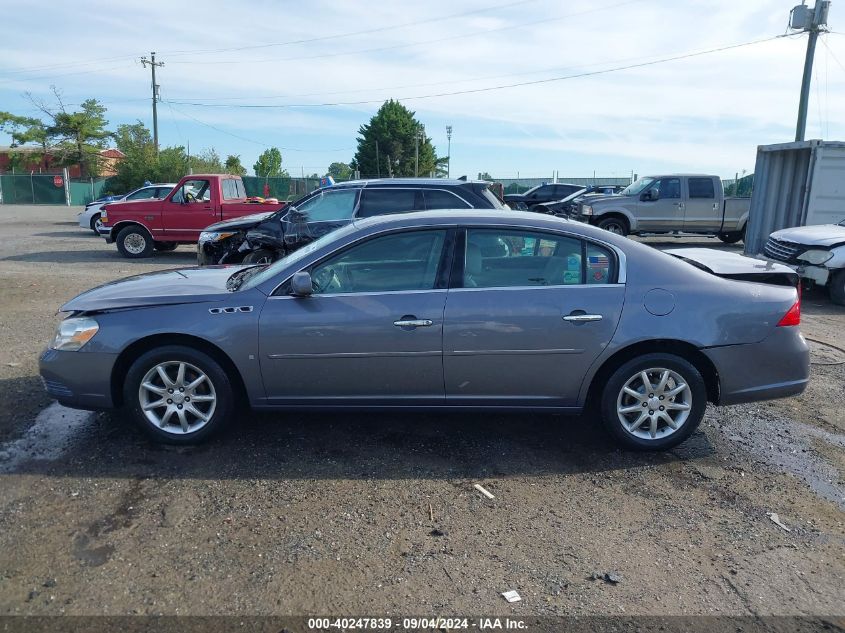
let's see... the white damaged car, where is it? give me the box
[763,220,845,305]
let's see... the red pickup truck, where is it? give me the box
[99,174,285,258]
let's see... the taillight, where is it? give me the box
[777,297,801,327]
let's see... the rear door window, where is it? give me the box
[688,178,715,199]
[357,189,421,218]
[424,189,472,210]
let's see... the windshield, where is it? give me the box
[237,222,360,292]
[621,177,655,197]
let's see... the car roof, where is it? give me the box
[350,208,627,243]
[331,178,486,188]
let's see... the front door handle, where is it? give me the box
[563,314,603,322]
[394,318,433,328]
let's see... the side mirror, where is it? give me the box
[290,271,313,297]
[642,188,659,201]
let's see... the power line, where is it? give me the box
[167,0,645,66]
[165,34,788,110]
[162,0,539,57]
[0,0,537,78]
[166,102,354,152]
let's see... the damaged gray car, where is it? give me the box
[41,210,809,450]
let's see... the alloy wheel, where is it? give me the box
[615,367,692,440]
[138,361,217,435]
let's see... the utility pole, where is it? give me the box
[791,2,830,141]
[446,125,453,178]
[140,52,164,152]
[415,125,425,177]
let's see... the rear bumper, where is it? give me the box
[39,348,118,411]
[703,327,810,406]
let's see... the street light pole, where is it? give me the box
[446,125,452,178]
[414,125,425,177]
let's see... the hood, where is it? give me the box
[203,211,277,232]
[61,266,247,312]
[770,224,845,247]
[588,193,634,207]
[102,198,159,211]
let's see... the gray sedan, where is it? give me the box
[40,210,809,450]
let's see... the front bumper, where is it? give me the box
[703,326,810,406]
[99,225,113,243]
[39,348,119,411]
[759,258,830,285]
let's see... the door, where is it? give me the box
[164,178,217,240]
[258,229,451,403]
[636,177,683,231]
[682,176,722,231]
[443,228,624,407]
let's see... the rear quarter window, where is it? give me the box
[688,178,715,199]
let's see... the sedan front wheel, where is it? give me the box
[124,345,235,444]
[600,353,706,450]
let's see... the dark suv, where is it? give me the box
[503,183,582,211]
[197,178,505,265]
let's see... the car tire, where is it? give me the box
[597,216,629,236]
[154,241,178,252]
[124,345,235,445]
[829,269,845,306]
[89,213,102,235]
[116,225,155,258]
[600,353,707,451]
[242,248,275,264]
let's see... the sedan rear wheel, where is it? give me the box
[600,353,706,450]
[125,345,234,444]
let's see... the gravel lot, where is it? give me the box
[0,205,843,618]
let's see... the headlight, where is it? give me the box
[51,317,99,351]
[581,205,593,216]
[199,231,236,243]
[797,249,833,265]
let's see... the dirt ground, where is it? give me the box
[0,205,842,620]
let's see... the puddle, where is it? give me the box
[0,402,94,473]
[710,405,845,510]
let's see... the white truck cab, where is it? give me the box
[763,221,845,304]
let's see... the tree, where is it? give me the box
[253,147,288,178]
[0,113,49,170]
[224,154,247,176]
[111,121,157,192]
[327,161,352,181]
[190,148,224,174]
[352,100,438,178]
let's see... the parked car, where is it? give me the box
[533,186,623,216]
[197,178,505,266]
[99,174,285,258]
[762,220,845,304]
[503,183,583,211]
[41,209,808,451]
[78,183,175,235]
[573,174,750,242]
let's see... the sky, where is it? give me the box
[0,0,843,180]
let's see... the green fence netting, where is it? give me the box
[241,176,321,201]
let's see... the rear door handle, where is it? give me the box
[562,314,603,322]
[394,318,433,328]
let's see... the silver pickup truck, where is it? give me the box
[573,174,750,243]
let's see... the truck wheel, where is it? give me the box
[89,213,102,235]
[717,229,744,244]
[154,241,178,252]
[830,269,845,306]
[597,217,629,236]
[116,225,155,258]
[243,248,275,264]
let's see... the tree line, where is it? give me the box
[1,92,448,193]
